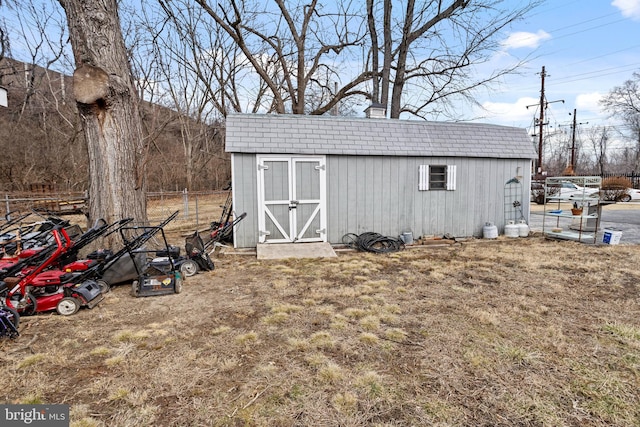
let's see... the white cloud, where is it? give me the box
[612,0,640,20]
[501,30,551,50]
[478,97,540,127]
[576,92,605,115]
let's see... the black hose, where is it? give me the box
[341,232,405,253]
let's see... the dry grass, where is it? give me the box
[2,224,640,425]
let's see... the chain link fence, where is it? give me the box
[3,190,229,237]
[146,190,228,234]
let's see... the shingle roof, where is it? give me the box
[225,114,536,159]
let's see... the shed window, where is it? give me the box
[418,165,456,191]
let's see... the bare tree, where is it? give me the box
[158,0,372,115]
[0,4,8,64]
[125,2,230,190]
[58,0,147,226]
[600,71,640,172]
[366,0,542,119]
[0,1,86,192]
[585,126,610,175]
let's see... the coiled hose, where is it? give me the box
[342,232,405,253]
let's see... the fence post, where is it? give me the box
[195,193,199,227]
[183,188,189,219]
[5,194,9,220]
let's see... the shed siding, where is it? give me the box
[325,155,530,242]
[231,153,259,248]
[231,152,531,247]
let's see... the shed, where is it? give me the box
[226,113,536,248]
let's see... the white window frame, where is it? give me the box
[419,164,456,191]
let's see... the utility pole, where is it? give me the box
[569,109,588,172]
[537,66,546,175]
[570,109,577,171]
[526,66,563,175]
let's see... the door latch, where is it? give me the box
[288,200,299,211]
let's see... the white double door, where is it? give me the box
[257,155,326,244]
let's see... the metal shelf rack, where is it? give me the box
[540,176,602,243]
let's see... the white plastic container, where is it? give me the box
[504,221,519,238]
[517,220,530,237]
[401,231,413,245]
[602,229,622,245]
[483,222,498,239]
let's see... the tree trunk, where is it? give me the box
[58,0,147,228]
[380,0,392,110]
[366,0,379,103]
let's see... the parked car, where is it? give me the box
[556,181,599,199]
[531,180,599,204]
[620,188,640,202]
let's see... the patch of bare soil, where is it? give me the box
[1,237,639,426]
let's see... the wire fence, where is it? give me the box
[600,172,640,189]
[146,190,228,232]
[3,190,230,235]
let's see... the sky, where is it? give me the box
[3,0,639,138]
[473,0,640,136]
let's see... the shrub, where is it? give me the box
[601,176,632,202]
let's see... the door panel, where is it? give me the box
[260,159,291,243]
[292,159,323,242]
[265,204,290,241]
[295,203,321,240]
[258,156,326,243]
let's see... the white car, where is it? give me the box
[557,181,599,199]
[620,188,640,202]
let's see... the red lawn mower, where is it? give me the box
[2,226,100,316]
[1,218,129,316]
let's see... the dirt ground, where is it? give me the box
[1,234,639,426]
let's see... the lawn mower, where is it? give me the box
[148,231,214,277]
[2,226,95,316]
[184,230,215,273]
[0,214,77,255]
[24,211,182,301]
[207,182,247,246]
[0,217,115,281]
[0,304,19,339]
[1,218,131,316]
[0,219,62,277]
[20,218,133,292]
[82,211,181,291]
[123,212,183,297]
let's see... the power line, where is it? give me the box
[497,63,640,95]
[566,44,640,67]
[545,17,629,42]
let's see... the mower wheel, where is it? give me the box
[174,276,183,294]
[56,297,80,316]
[179,260,199,277]
[96,279,110,294]
[131,281,139,297]
[12,293,37,316]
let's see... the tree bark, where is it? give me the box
[58,0,147,227]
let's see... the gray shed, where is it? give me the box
[226,113,535,248]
